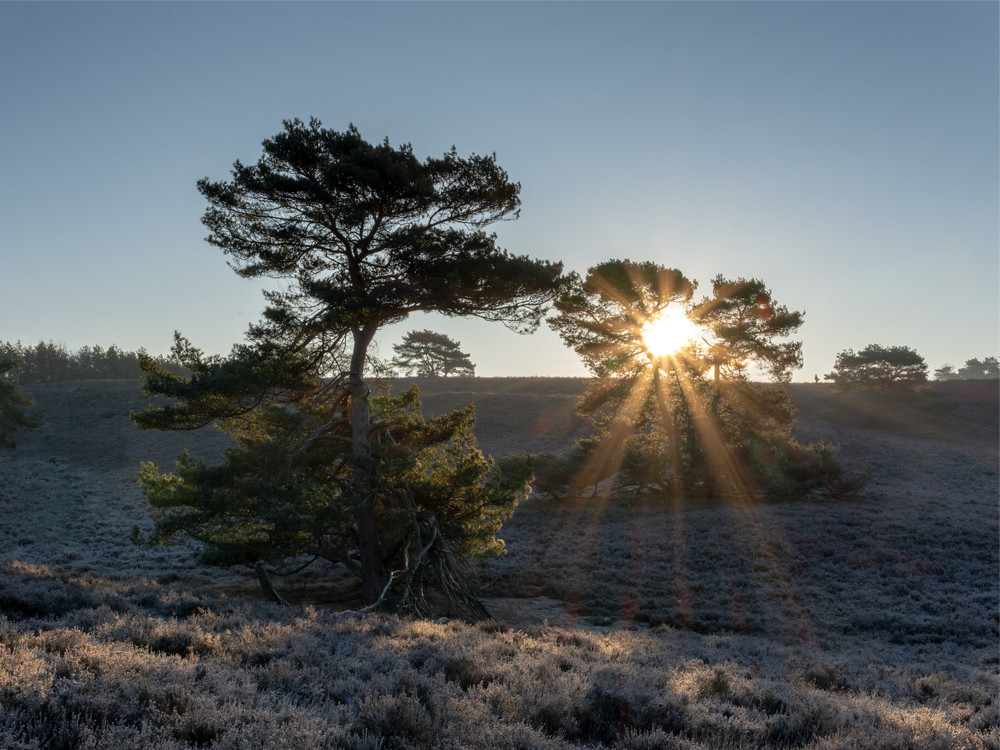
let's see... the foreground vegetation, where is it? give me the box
[2,585,994,750]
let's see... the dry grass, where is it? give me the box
[0,378,996,748]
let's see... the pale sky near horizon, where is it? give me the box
[2,1,997,379]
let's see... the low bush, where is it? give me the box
[745,439,870,500]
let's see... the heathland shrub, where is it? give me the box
[744,439,869,500]
[0,562,106,619]
[0,597,996,749]
[502,432,866,502]
[497,448,589,499]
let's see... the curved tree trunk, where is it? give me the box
[652,367,684,501]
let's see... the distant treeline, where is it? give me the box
[934,357,998,381]
[0,341,187,384]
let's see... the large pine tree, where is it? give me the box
[134,119,564,610]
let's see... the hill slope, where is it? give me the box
[0,378,996,748]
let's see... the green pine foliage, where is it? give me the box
[498,449,589,500]
[137,354,529,617]
[743,438,870,500]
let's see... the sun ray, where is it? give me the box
[668,368,824,643]
[570,372,654,497]
[673,368,753,500]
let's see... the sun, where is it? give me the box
[641,305,701,358]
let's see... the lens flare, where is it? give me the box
[641,306,701,357]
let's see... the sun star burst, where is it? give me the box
[642,306,701,358]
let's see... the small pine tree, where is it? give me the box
[392,330,476,376]
[138,378,529,618]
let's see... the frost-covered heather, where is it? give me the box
[1,588,996,749]
[0,379,996,748]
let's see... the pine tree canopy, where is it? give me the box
[197,118,563,341]
[825,344,928,387]
[696,275,804,382]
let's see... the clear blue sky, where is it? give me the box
[2,1,996,378]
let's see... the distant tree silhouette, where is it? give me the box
[134,119,564,613]
[392,330,475,376]
[825,344,928,387]
[933,364,958,381]
[935,358,999,380]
